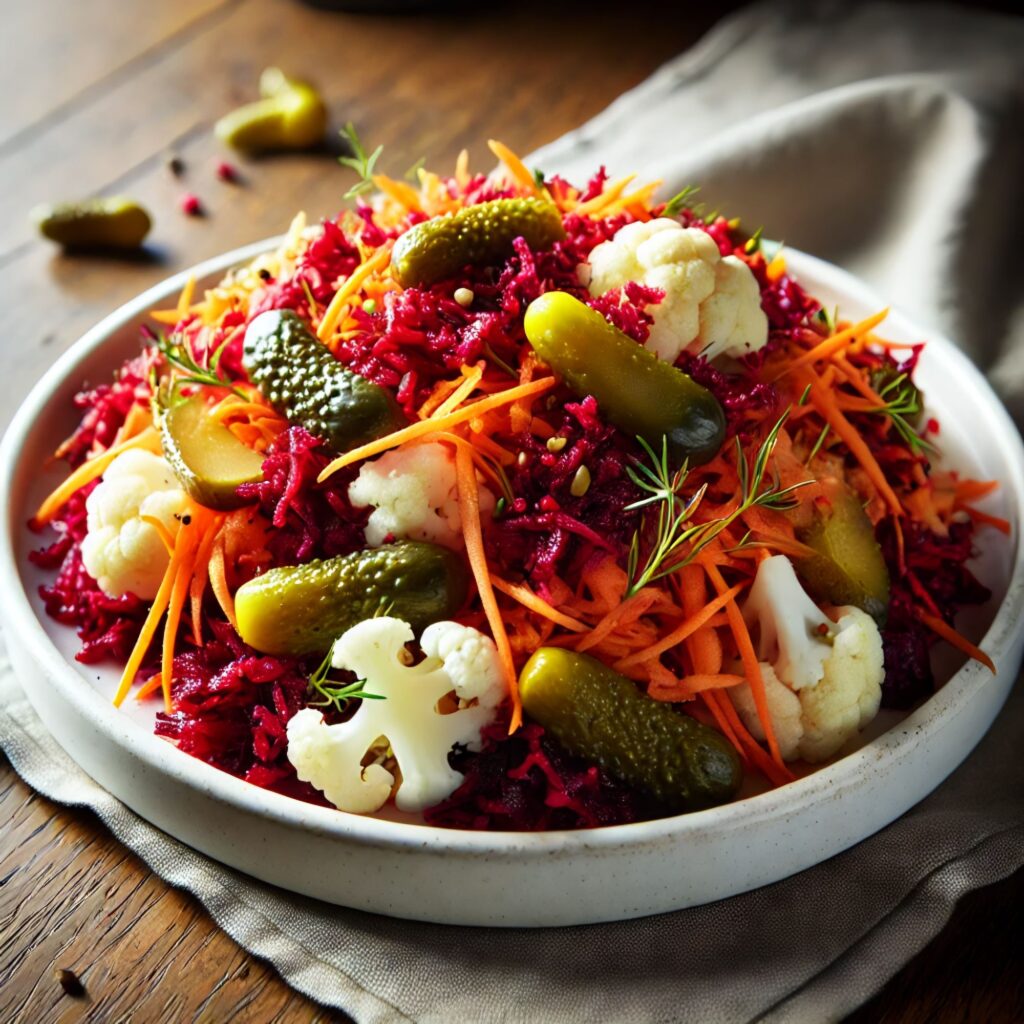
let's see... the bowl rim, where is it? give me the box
[2,239,1023,856]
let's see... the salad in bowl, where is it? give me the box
[27,142,1003,832]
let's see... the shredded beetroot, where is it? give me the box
[56,351,153,468]
[236,427,368,565]
[425,722,651,830]
[486,395,642,591]
[878,519,990,708]
[154,620,329,803]
[29,487,149,664]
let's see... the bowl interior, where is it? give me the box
[3,243,1021,842]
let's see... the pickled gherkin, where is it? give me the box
[519,648,742,811]
[796,481,890,623]
[32,197,151,250]
[523,292,726,465]
[235,541,469,656]
[391,198,566,288]
[158,394,264,510]
[243,309,403,454]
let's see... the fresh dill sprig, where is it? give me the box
[869,370,935,455]
[662,184,700,218]
[307,644,385,715]
[338,122,383,199]
[151,329,246,399]
[625,410,812,596]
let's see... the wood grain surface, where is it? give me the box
[0,1,1020,1021]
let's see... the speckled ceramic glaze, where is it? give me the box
[2,243,1022,927]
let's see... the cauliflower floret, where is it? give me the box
[80,449,187,599]
[730,663,804,761]
[348,441,493,549]
[585,217,768,363]
[732,555,884,763]
[286,616,504,814]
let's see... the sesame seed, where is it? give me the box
[545,436,567,453]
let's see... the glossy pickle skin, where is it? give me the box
[234,541,469,657]
[243,309,404,454]
[796,483,891,624]
[157,394,265,511]
[519,648,743,812]
[391,198,566,288]
[33,197,151,249]
[523,292,726,465]
[214,68,327,153]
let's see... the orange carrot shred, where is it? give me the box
[776,309,889,378]
[915,610,996,673]
[35,427,162,525]
[317,376,556,481]
[454,444,520,729]
[703,559,787,772]
[208,539,237,630]
[490,575,587,632]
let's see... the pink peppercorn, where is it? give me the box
[180,193,202,216]
[216,161,237,183]
[538,495,560,512]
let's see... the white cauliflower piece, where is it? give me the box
[585,217,768,363]
[732,555,884,763]
[348,442,493,549]
[730,663,804,762]
[286,616,505,814]
[80,449,187,599]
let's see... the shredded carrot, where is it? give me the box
[490,575,587,632]
[208,539,237,630]
[454,149,470,188]
[487,140,539,194]
[454,445,520,729]
[574,175,636,216]
[162,532,198,712]
[648,673,745,701]
[806,375,903,517]
[962,506,1012,535]
[777,309,889,378]
[433,362,485,418]
[371,174,423,213]
[703,558,788,773]
[113,553,176,706]
[616,582,744,669]
[177,275,197,319]
[317,376,556,481]
[34,427,163,525]
[317,242,394,342]
[139,514,176,556]
[915,610,996,673]
[133,673,163,702]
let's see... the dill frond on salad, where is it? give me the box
[29,139,1004,829]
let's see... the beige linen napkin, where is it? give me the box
[2,2,1023,1021]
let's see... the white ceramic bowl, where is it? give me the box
[2,242,1022,927]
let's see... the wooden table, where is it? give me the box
[0,2,1020,1020]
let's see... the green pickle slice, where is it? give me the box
[243,309,404,454]
[523,292,726,465]
[796,481,890,623]
[159,394,265,510]
[235,541,469,656]
[519,648,742,812]
[391,198,566,288]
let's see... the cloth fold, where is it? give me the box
[3,2,1023,1021]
